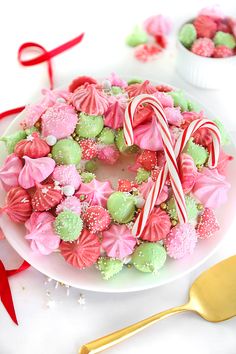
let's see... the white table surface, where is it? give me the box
[0,0,236,353]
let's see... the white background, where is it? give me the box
[0,0,236,353]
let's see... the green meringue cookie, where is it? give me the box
[98,127,115,145]
[167,90,189,112]
[167,195,198,221]
[132,243,167,273]
[135,168,150,184]
[54,211,83,241]
[214,31,236,49]
[85,160,97,172]
[24,126,39,136]
[184,138,209,165]
[76,113,104,138]
[111,86,123,95]
[179,23,197,49]
[97,257,123,280]
[52,138,82,165]
[126,26,148,47]
[0,130,26,153]
[187,99,201,113]
[128,78,143,85]
[107,191,136,224]
[213,119,230,145]
[81,172,95,183]
[115,129,135,154]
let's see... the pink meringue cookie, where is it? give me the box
[41,103,77,139]
[41,88,72,103]
[22,103,46,128]
[72,83,109,115]
[139,177,168,205]
[104,96,127,129]
[133,104,153,128]
[140,207,171,241]
[192,167,231,208]
[178,153,197,194]
[144,14,172,36]
[134,116,163,151]
[126,80,156,98]
[198,5,224,20]
[97,145,120,165]
[56,196,81,215]
[25,212,60,255]
[107,73,128,88]
[0,153,23,191]
[216,149,233,176]
[75,179,114,208]
[153,91,174,108]
[52,165,81,189]
[164,223,197,259]
[101,224,136,259]
[164,107,183,127]
[18,156,55,189]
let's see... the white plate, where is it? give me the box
[0,81,236,293]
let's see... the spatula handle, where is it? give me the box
[79,303,192,354]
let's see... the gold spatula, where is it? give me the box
[79,255,236,354]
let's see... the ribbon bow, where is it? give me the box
[0,260,30,324]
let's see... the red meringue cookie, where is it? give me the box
[193,15,217,38]
[196,208,220,239]
[178,153,197,194]
[125,80,156,98]
[83,206,111,233]
[72,83,109,115]
[117,179,138,192]
[68,76,97,93]
[60,229,100,269]
[181,111,212,147]
[104,96,127,129]
[137,150,158,171]
[1,187,32,223]
[140,207,171,241]
[32,183,63,211]
[80,139,98,160]
[0,153,23,191]
[14,132,50,158]
[133,104,153,128]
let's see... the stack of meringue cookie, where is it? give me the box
[0,74,233,280]
[179,6,236,58]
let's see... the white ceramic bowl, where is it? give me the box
[176,28,236,89]
[0,84,236,293]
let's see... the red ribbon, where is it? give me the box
[0,32,85,324]
[0,260,30,325]
[0,32,84,120]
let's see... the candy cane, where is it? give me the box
[174,118,221,168]
[124,94,188,237]
[124,95,222,238]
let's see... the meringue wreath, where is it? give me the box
[0,73,232,280]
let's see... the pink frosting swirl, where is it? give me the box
[134,116,163,151]
[75,179,114,208]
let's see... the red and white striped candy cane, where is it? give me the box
[174,118,221,167]
[124,94,188,237]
